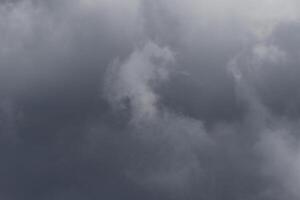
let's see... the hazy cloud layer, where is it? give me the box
[1,0,300,199]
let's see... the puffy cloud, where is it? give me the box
[104,41,174,122]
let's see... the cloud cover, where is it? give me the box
[1,0,300,199]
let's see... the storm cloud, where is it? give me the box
[1,0,300,199]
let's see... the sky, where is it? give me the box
[1,0,300,199]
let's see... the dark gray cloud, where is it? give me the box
[1,0,300,199]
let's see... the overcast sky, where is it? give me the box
[1,0,300,199]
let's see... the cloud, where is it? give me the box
[1,0,300,199]
[104,41,174,122]
[104,41,210,194]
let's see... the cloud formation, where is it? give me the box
[1,0,300,199]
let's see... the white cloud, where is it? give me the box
[104,41,174,123]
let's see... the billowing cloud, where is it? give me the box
[1,0,300,199]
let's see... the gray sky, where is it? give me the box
[1,0,300,199]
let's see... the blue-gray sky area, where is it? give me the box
[1,0,300,199]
